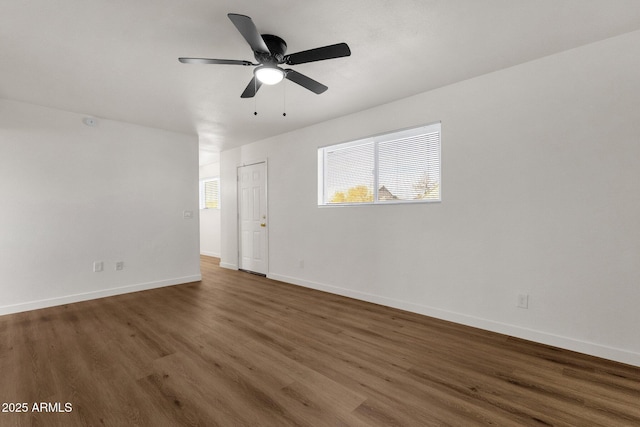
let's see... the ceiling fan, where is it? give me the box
[179,13,351,98]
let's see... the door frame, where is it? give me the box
[236,160,268,275]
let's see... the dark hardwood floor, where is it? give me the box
[1,256,639,426]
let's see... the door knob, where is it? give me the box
[260,223,266,227]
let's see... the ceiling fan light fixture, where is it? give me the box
[254,65,284,85]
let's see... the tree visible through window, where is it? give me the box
[318,122,441,205]
[330,185,374,203]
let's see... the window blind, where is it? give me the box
[200,178,220,209]
[325,141,374,204]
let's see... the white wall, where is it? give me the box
[221,30,640,367]
[0,99,201,315]
[199,162,221,257]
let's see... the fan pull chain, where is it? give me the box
[253,78,258,116]
[282,79,287,117]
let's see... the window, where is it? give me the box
[318,122,441,205]
[199,178,220,209]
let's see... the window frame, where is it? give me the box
[317,122,441,206]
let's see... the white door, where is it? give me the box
[238,162,267,275]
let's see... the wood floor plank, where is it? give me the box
[1,255,639,426]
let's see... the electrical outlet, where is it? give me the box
[115,261,124,271]
[517,294,529,309]
[183,210,193,219]
[93,261,103,273]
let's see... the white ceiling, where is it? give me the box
[3,0,640,164]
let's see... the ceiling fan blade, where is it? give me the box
[284,70,328,94]
[179,58,256,66]
[284,43,351,65]
[241,76,263,98]
[228,13,270,54]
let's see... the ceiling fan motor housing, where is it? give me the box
[256,34,287,64]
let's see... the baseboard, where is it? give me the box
[0,275,202,317]
[219,262,238,270]
[200,251,220,258]
[268,273,640,368]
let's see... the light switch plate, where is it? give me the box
[93,261,103,272]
